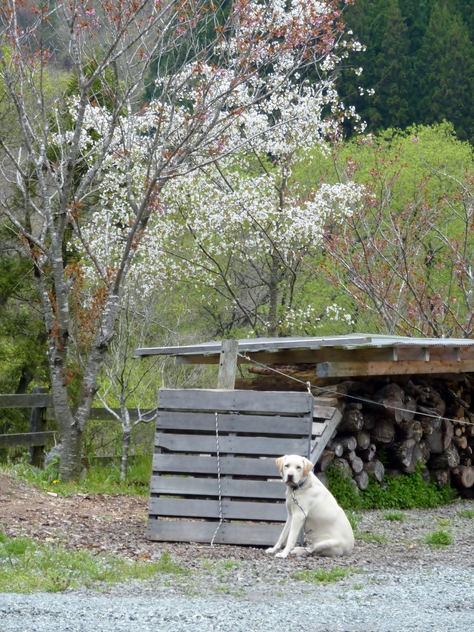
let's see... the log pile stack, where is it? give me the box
[235,368,474,493]
[316,378,474,492]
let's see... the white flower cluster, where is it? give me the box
[281,303,355,335]
[53,0,364,306]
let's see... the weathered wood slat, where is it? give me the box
[158,389,313,415]
[150,476,285,499]
[146,519,283,546]
[0,431,56,448]
[311,408,342,466]
[311,421,326,437]
[317,359,474,378]
[156,411,311,435]
[313,405,337,420]
[156,434,309,456]
[148,498,286,521]
[148,388,314,545]
[0,394,53,408]
[152,454,280,477]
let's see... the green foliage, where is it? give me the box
[2,456,152,497]
[0,532,186,593]
[340,0,474,142]
[347,511,363,531]
[383,511,405,522]
[322,123,474,337]
[357,532,389,544]
[327,463,457,511]
[291,567,361,584]
[425,529,454,547]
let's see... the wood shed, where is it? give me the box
[137,334,474,545]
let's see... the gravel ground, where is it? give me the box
[1,566,474,632]
[2,473,474,631]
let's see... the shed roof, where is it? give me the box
[135,334,474,378]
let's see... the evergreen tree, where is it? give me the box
[417,0,474,142]
[372,0,414,129]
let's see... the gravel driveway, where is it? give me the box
[1,564,473,632]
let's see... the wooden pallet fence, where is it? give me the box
[146,388,314,546]
[0,391,55,466]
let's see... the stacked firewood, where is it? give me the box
[315,379,474,493]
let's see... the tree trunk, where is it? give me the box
[398,419,423,441]
[370,417,395,444]
[423,419,453,454]
[430,468,451,487]
[59,421,83,482]
[358,443,376,462]
[354,470,369,490]
[373,383,404,423]
[355,430,371,450]
[387,439,422,474]
[318,450,335,472]
[402,395,417,422]
[364,459,385,482]
[428,444,460,470]
[348,454,364,474]
[339,436,358,452]
[121,429,132,480]
[326,440,344,457]
[338,408,364,432]
[451,465,474,489]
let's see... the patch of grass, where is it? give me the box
[347,511,363,531]
[425,530,454,548]
[1,456,152,497]
[457,508,474,519]
[356,532,389,544]
[327,463,457,510]
[152,552,191,575]
[0,532,187,593]
[437,517,451,527]
[383,511,404,522]
[291,567,361,585]
[219,559,242,570]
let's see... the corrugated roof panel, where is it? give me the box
[135,333,474,357]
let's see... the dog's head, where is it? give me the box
[275,454,313,487]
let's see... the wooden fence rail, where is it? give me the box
[0,391,54,465]
[0,391,155,466]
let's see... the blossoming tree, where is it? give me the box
[0,0,360,479]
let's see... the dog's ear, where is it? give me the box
[275,456,286,473]
[302,457,314,477]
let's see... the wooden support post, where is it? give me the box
[28,387,49,467]
[217,340,239,390]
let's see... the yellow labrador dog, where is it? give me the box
[266,454,354,558]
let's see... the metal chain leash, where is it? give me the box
[211,411,224,547]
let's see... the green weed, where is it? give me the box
[457,508,474,519]
[327,463,456,511]
[425,530,454,548]
[357,532,389,544]
[2,456,152,497]
[347,511,363,530]
[291,567,361,585]
[383,511,404,521]
[0,532,187,593]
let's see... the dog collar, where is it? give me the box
[289,475,308,490]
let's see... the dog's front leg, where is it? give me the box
[266,517,291,554]
[275,511,305,558]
